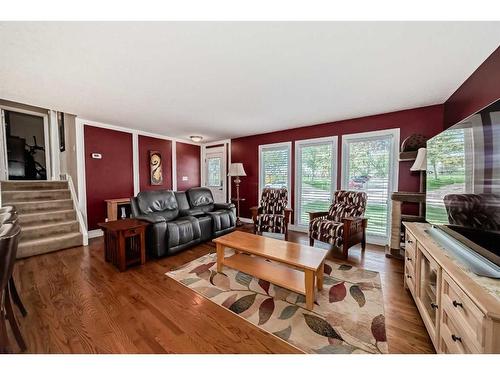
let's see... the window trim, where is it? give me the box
[340,128,400,245]
[294,136,338,229]
[258,141,292,205]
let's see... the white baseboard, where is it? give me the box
[88,229,103,238]
[239,217,253,224]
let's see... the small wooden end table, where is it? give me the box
[98,219,148,272]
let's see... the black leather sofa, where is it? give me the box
[130,187,236,257]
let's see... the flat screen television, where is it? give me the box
[426,99,500,269]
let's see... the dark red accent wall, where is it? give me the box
[138,135,172,191]
[176,142,201,191]
[231,104,444,219]
[444,46,500,128]
[84,125,134,230]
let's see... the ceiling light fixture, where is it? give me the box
[190,135,203,143]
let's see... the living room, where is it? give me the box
[1,1,500,373]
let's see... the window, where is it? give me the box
[295,137,338,227]
[341,129,399,244]
[259,142,292,199]
[207,157,221,187]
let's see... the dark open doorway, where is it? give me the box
[4,110,47,180]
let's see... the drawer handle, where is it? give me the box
[407,275,412,279]
[451,334,462,343]
[407,240,413,244]
[406,257,412,261]
[452,300,463,308]
[430,302,438,309]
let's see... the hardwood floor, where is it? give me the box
[8,225,435,354]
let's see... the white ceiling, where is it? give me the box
[0,22,499,142]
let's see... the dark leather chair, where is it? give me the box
[0,223,25,353]
[130,190,201,257]
[309,190,368,259]
[186,187,236,238]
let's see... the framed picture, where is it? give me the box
[149,150,163,185]
[58,112,65,152]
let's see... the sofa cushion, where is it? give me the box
[166,216,201,248]
[136,190,179,221]
[310,217,344,247]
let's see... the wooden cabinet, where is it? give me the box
[403,222,500,354]
[415,244,441,348]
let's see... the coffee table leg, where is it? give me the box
[305,269,315,310]
[317,261,324,291]
[216,243,224,272]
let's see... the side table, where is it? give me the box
[97,219,149,272]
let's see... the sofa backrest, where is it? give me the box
[135,190,179,221]
[186,187,215,213]
[174,191,191,211]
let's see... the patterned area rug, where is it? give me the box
[166,251,388,354]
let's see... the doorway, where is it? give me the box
[204,145,227,203]
[1,109,49,180]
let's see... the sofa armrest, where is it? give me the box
[134,214,166,224]
[308,211,329,221]
[214,203,235,210]
[179,209,205,217]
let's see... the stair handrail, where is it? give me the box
[60,173,88,246]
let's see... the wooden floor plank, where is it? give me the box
[8,224,434,354]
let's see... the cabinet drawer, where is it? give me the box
[124,228,141,237]
[440,308,481,353]
[441,271,485,350]
[405,231,417,254]
[405,244,416,271]
[405,262,416,296]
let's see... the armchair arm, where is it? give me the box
[308,211,329,221]
[214,202,235,210]
[342,216,367,228]
[250,206,260,222]
[284,208,293,223]
[134,214,166,224]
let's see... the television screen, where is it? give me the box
[426,99,500,266]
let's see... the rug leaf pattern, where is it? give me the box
[167,252,388,354]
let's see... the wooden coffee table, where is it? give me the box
[213,231,328,310]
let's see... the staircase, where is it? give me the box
[1,180,84,258]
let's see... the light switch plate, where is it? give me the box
[91,153,102,159]
[182,176,188,181]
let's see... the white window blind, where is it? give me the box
[342,129,399,243]
[259,143,291,194]
[296,137,337,226]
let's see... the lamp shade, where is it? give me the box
[410,148,427,171]
[228,163,246,177]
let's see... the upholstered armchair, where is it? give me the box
[250,188,292,240]
[309,190,368,259]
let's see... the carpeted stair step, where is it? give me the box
[17,232,83,259]
[2,189,71,203]
[20,220,80,241]
[0,180,68,191]
[18,209,76,226]
[11,199,74,214]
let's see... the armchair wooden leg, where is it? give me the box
[4,287,26,352]
[309,237,314,247]
[361,231,366,252]
[9,278,27,317]
[342,244,349,259]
